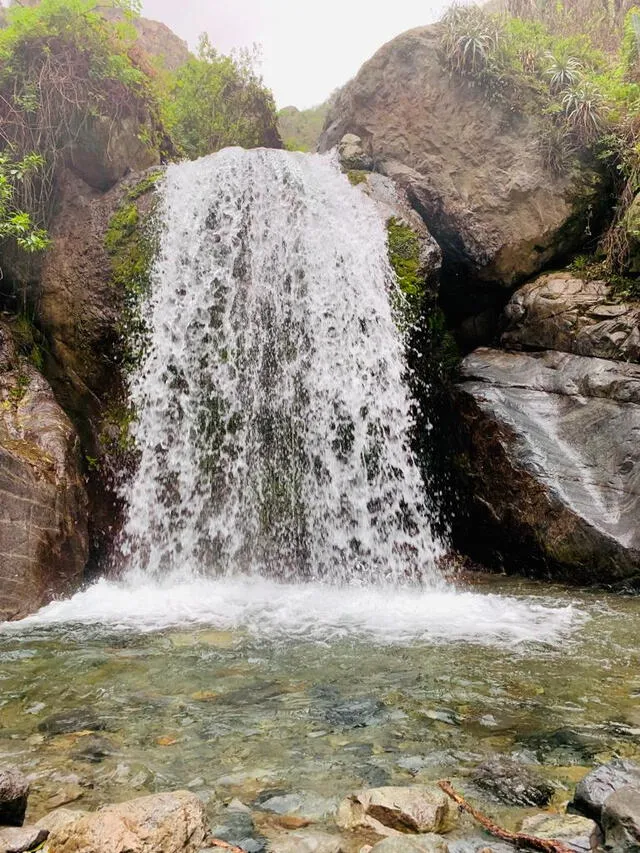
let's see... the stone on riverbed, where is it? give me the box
[368,833,449,852]
[336,786,455,836]
[520,812,601,853]
[601,784,640,852]
[572,759,640,820]
[472,756,555,807]
[38,710,109,736]
[0,826,48,853]
[265,828,345,852]
[36,808,89,835]
[43,791,207,853]
[0,769,30,827]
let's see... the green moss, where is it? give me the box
[347,170,368,186]
[8,372,29,406]
[126,170,164,202]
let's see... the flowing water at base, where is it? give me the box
[1,577,639,838]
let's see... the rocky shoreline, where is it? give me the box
[1,759,639,852]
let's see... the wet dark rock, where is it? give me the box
[209,807,267,853]
[217,682,284,705]
[70,734,118,763]
[601,784,640,851]
[0,769,29,827]
[472,756,554,807]
[38,710,108,736]
[358,765,392,788]
[572,759,640,821]
[310,687,387,730]
[519,728,598,766]
[0,826,49,853]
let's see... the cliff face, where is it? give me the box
[319,26,602,329]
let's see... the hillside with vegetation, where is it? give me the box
[278,100,332,151]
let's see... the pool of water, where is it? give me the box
[1,575,639,837]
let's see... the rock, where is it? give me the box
[0,826,49,853]
[502,273,640,362]
[573,759,640,821]
[338,134,374,171]
[454,348,640,583]
[319,26,602,305]
[66,115,160,191]
[71,734,118,763]
[45,791,207,853]
[369,835,449,852]
[0,321,89,622]
[0,769,29,827]
[103,10,191,71]
[601,785,640,852]
[266,829,344,853]
[520,813,600,853]
[336,786,455,836]
[310,687,387,730]
[472,756,555,807]
[35,808,89,835]
[38,710,107,736]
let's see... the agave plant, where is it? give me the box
[441,5,501,75]
[545,53,583,95]
[562,82,607,144]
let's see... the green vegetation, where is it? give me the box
[347,170,368,186]
[440,3,640,277]
[161,35,280,159]
[0,152,50,275]
[278,101,331,152]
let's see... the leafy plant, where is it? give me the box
[545,53,583,93]
[562,81,608,142]
[441,6,502,75]
[0,152,50,270]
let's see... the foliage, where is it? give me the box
[347,170,368,186]
[161,34,280,159]
[0,0,163,241]
[562,81,608,143]
[0,152,49,258]
[278,101,331,152]
[387,217,423,316]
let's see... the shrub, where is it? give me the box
[545,53,583,94]
[441,6,502,76]
[562,81,608,143]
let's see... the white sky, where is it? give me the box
[140,0,450,108]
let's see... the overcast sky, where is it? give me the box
[141,0,450,108]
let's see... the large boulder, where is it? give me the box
[502,273,640,362]
[44,791,208,853]
[454,348,640,584]
[0,322,88,621]
[319,26,601,304]
[573,760,640,821]
[0,769,30,827]
[601,785,640,852]
[519,813,601,853]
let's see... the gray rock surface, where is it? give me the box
[601,784,640,852]
[520,813,600,853]
[338,134,374,171]
[455,348,640,582]
[472,756,554,807]
[502,273,640,362]
[369,834,449,852]
[0,769,30,827]
[0,826,49,853]
[266,829,344,853]
[319,26,601,292]
[44,791,207,853]
[336,786,456,836]
[0,322,88,621]
[573,759,640,821]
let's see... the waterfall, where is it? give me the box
[118,148,444,587]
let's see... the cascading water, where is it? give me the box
[119,147,444,586]
[10,148,579,645]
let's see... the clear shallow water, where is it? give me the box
[1,576,639,831]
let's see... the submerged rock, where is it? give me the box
[369,834,449,852]
[601,785,640,852]
[44,791,207,853]
[0,769,30,827]
[573,759,640,821]
[319,26,601,304]
[266,829,345,853]
[520,813,600,853]
[472,756,554,807]
[336,786,455,836]
[502,273,640,362]
[38,710,108,736]
[455,348,640,583]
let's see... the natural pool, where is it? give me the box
[0,575,638,845]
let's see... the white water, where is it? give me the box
[14,148,583,646]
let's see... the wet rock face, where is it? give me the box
[0,322,88,622]
[0,769,30,827]
[45,791,208,853]
[472,757,554,807]
[502,273,640,362]
[319,26,601,301]
[454,348,640,584]
[573,760,640,821]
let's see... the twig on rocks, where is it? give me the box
[437,780,574,853]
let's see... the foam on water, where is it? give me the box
[14,577,580,647]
